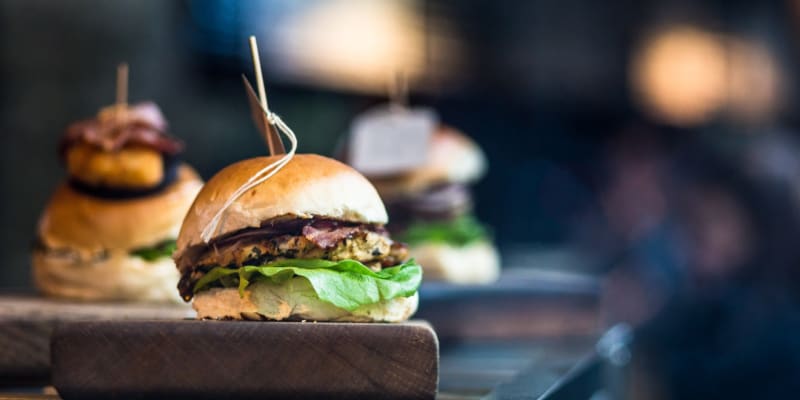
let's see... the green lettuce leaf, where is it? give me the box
[194,259,422,311]
[130,239,177,262]
[399,215,490,247]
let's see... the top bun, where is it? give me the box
[370,125,487,199]
[38,164,203,256]
[175,154,388,257]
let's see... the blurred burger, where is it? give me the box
[366,126,500,284]
[173,154,422,322]
[32,103,203,302]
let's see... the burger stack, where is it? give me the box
[32,102,203,302]
[173,154,422,321]
[368,125,500,284]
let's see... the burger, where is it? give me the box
[32,103,203,302]
[173,154,422,322]
[366,126,500,284]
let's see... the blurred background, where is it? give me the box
[4,0,800,397]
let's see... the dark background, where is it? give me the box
[0,0,796,282]
[0,0,796,286]
[0,0,628,287]
[1,0,797,287]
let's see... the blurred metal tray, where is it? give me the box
[417,267,601,340]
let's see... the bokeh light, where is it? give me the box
[631,27,728,126]
[272,0,426,93]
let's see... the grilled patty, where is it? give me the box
[177,217,408,300]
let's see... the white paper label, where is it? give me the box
[349,105,437,176]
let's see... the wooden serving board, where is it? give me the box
[0,295,193,386]
[51,320,439,400]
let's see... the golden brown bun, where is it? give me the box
[175,154,388,259]
[32,250,186,303]
[370,126,487,199]
[33,164,203,303]
[65,143,164,189]
[192,280,418,322]
[412,241,500,284]
[38,164,203,258]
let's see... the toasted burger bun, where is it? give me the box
[32,251,185,303]
[370,126,487,199]
[193,279,418,322]
[175,154,388,259]
[411,241,500,284]
[33,164,203,302]
[39,165,203,256]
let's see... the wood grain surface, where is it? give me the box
[51,320,439,400]
[0,295,192,386]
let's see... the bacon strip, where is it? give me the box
[302,224,362,249]
[59,102,183,157]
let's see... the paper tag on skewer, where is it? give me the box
[243,75,286,155]
[349,105,437,176]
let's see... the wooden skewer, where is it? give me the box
[389,70,408,110]
[113,62,129,122]
[248,36,269,114]
[116,63,128,108]
[248,36,284,155]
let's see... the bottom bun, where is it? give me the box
[412,241,500,284]
[32,250,184,303]
[193,279,418,322]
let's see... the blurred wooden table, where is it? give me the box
[0,294,193,386]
